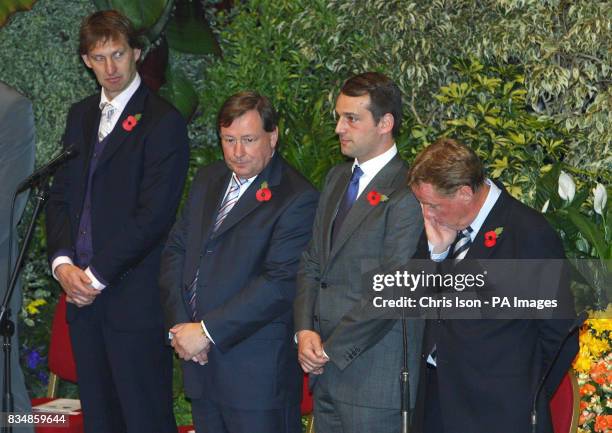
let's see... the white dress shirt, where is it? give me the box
[353,144,398,197]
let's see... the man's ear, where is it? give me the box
[81,54,92,69]
[456,185,474,202]
[378,113,394,135]
[133,48,141,63]
[270,127,279,150]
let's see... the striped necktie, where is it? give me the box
[452,226,473,261]
[213,174,248,233]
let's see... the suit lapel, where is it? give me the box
[81,101,99,160]
[321,166,351,261]
[198,170,231,247]
[465,184,512,260]
[210,153,283,239]
[328,155,404,261]
[96,83,148,169]
[73,101,100,206]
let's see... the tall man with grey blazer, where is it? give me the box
[0,81,35,433]
[294,72,424,433]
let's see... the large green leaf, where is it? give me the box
[567,208,609,260]
[158,67,198,122]
[92,0,174,43]
[166,0,220,55]
[0,0,36,28]
[535,164,563,210]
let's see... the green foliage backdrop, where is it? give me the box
[0,0,609,428]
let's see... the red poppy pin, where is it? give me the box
[256,181,272,202]
[122,113,142,132]
[367,190,389,206]
[484,227,504,248]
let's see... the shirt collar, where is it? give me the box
[467,178,501,239]
[352,144,398,176]
[232,172,257,186]
[99,73,141,113]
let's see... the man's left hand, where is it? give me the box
[169,323,211,361]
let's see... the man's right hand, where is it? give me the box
[55,264,99,307]
[297,330,329,374]
[422,206,457,254]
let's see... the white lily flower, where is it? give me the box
[541,199,550,213]
[593,183,607,216]
[558,171,576,203]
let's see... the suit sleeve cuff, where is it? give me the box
[200,321,215,344]
[85,266,106,290]
[51,254,74,280]
[428,242,449,262]
[322,348,330,360]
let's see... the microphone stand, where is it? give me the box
[0,180,51,433]
[400,301,411,433]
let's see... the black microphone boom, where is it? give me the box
[16,145,78,193]
[530,311,587,433]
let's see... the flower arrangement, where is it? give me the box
[574,305,612,433]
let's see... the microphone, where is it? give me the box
[16,145,79,193]
[531,311,587,433]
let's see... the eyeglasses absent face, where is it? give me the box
[82,36,140,101]
[220,110,278,179]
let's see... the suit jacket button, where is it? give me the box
[320,282,327,289]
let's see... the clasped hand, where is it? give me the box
[56,264,100,307]
[170,323,211,365]
[297,330,329,375]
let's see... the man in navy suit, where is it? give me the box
[45,10,189,433]
[407,138,577,433]
[159,91,319,433]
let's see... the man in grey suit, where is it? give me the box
[0,81,35,432]
[294,72,424,433]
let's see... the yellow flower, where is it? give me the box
[590,318,612,336]
[574,350,593,373]
[25,299,47,316]
[581,332,610,359]
[587,309,612,336]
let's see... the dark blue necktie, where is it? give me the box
[331,166,363,246]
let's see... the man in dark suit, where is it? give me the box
[159,91,318,433]
[407,138,578,433]
[294,72,424,433]
[45,10,189,433]
[0,81,35,433]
